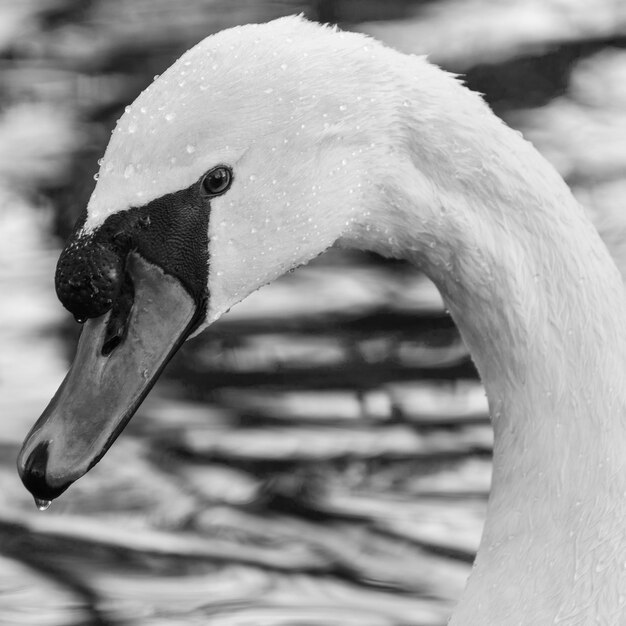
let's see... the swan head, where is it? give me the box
[18,16,411,501]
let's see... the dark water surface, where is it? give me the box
[1,1,625,624]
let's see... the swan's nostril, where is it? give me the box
[102,270,135,356]
[19,441,69,501]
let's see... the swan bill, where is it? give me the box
[17,253,199,501]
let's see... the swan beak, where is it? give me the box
[17,253,199,501]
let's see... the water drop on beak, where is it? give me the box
[34,498,52,511]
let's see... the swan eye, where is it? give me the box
[201,166,232,197]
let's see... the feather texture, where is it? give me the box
[85,16,626,624]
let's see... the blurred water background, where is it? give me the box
[1,0,626,624]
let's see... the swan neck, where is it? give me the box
[443,189,626,623]
[352,86,626,623]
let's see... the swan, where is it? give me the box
[16,16,626,625]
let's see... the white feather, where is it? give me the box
[87,16,626,624]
